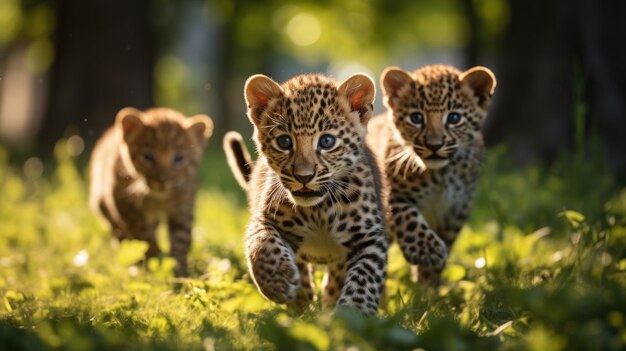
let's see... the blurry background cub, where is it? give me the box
[89,107,213,277]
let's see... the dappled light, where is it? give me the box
[0,138,624,349]
[1,0,625,349]
[286,13,321,47]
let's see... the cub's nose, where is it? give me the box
[425,142,444,152]
[294,173,314,186]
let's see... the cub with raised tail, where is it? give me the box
[224,73,388,314]
[368,65,496,285]
[89,107,213,277]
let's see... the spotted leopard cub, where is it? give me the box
[89,107,213,277]
[368,65,496,285]
[224,73,388,314]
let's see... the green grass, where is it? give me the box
[0,139,625,351]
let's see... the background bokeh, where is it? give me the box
[1,0,625,179]
[1,2,626,350]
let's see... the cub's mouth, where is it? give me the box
[291,187,324,198]
[424,155,448,161]
[422,155,450,170]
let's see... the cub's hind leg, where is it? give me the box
[322,261,346,309]
[412,265,445,286]
[246,219,300,304]
[292,256,316,310]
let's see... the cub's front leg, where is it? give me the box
[245,219,300,304]
[114,197,161,259]
[389,196,448,268]
[337,229,388,315]
[417,198,473,285]
[167,203,194,277]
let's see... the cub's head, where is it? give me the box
[116,107,213,193]
[381,65,496,170]
[245,73,375,207]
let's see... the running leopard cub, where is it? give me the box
[89,107,213,277]
[224,73,388,314]
[368,64,496,285]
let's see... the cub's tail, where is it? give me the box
[223,131,253,189]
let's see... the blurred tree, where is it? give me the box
[0,1,54,149]
[38,0,156,148]
[458,0,480,68]
[484,0,626,179]
[211,0,274,133]
[152,0,277,136]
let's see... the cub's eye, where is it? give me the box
[318,134,336,150]
[446,112,462,125]
[143,151,155,163]
[409,112,424,125]
[173,153,184,164]
[276,135,292,150]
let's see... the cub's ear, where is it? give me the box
[338,73,376,125]
[460,66,496,110]
[187,114,214,147]
[244,74,283,126]
[381,67,413,109]
[115,107,144,143]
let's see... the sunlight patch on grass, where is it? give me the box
[0,141,624,350]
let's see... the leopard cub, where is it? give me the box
[368,64,496,285]
[89,107,213,276]
[224,73,388,314]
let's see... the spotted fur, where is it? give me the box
[368,65,496,285]
[224,73,388,314]
[89,107,213,277]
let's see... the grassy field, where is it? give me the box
[1,139,625,351]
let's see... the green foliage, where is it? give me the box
[0,139,625,350]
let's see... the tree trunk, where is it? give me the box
[484,0,626,180]
[484,0,575,166]
[211,0,272,139]
[458,0,479,68]
[213,15,237,135]
[39,0,155,149]
[579,0,626,179]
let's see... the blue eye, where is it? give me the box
[446,112,462,125]
[143,151,155,163]
[318,134,336,150]
[409,112,424,125]
[173,153,184,164]
[276,135,292,150]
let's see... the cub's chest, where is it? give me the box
[410,171,466,229]
[418,181,455,228]
[293,224,349,264]
[114,186,172,219]
[410,149,480,227]
[143,194,169,211]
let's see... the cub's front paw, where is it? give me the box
[252,257,300,304]
[404,231,448,267]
